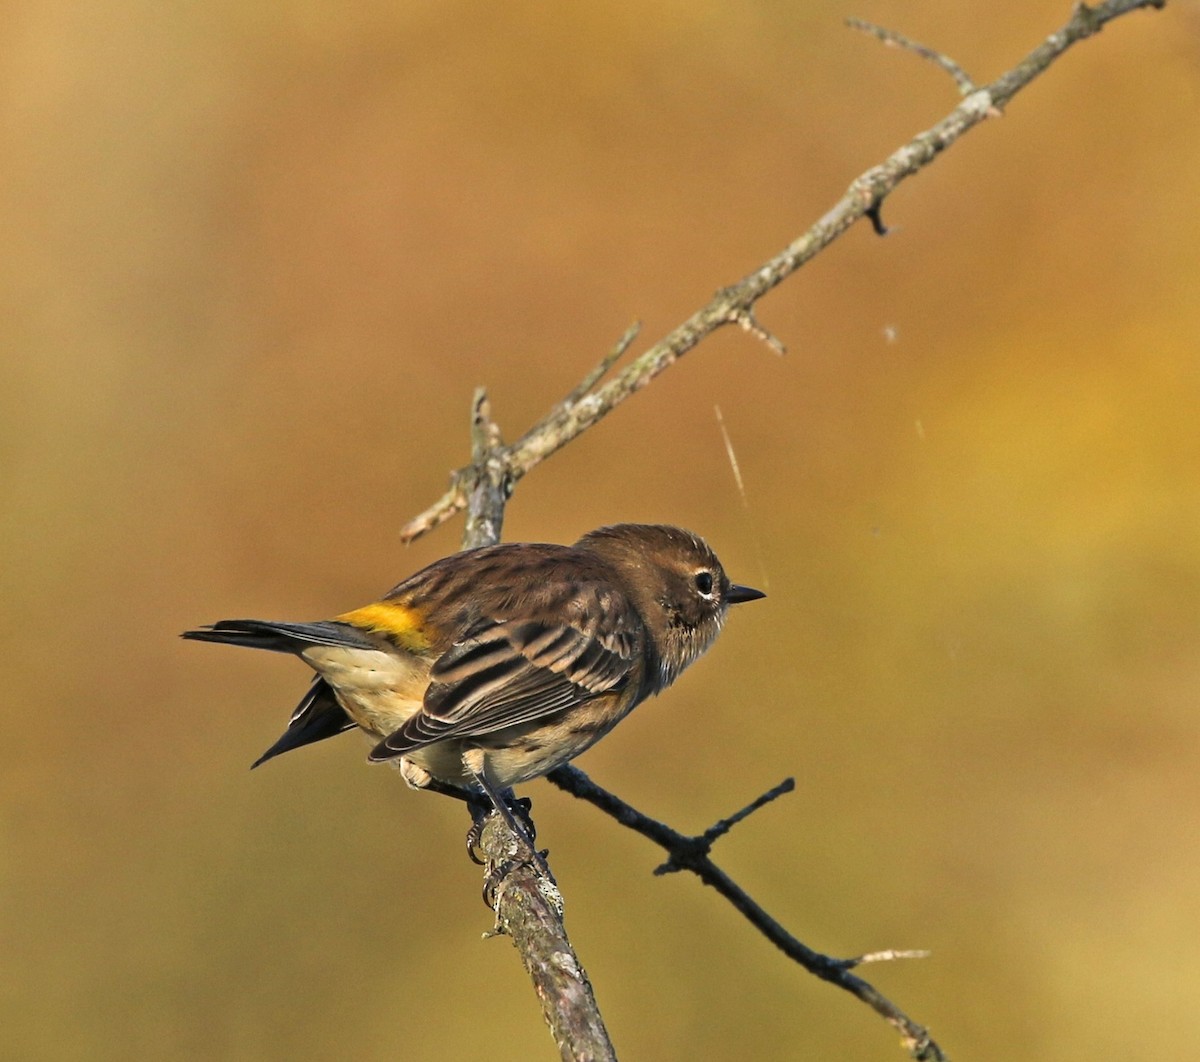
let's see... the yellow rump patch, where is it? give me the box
[338,601,432,652]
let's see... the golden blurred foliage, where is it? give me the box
[3,1,1198,1058]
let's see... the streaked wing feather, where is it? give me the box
[376,616,638,755]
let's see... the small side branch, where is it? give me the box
[548,767,946,1062]
[846,18,977,95]
[654,776,795,875]
[559,321,642,409]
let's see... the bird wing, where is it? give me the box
[369,609,641,759]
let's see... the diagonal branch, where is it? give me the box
[400,0,1167,547]
[547,768,947,1062]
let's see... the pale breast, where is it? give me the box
[300,644,429,738]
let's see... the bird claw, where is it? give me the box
[465,793,536,866]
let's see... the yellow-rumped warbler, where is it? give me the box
[184,524,763,800]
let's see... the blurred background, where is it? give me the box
[3,1,1198,1058]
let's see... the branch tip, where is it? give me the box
[702,776,795,845]
[734,310,787,356]
[470,388,504,457]
[398,484,467,544]
[840,948,932,969]
[561,320,643,409]
[846,17,977,95]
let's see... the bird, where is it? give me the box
[183,524,764,810]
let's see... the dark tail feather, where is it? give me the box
[252,679,356,768]
[181,620,366,766]
[181,619,378,654]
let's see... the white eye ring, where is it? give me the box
[693,570,715,597]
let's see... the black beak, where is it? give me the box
[727,584,766,604]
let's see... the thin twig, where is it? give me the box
[843,950,933,969]
[698,776,794,846]
[734,308,787,356]
[714,405,748,507]
[846,18,978,95]
[560,321,642,409]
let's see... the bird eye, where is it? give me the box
[693,570,714,596]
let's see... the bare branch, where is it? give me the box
[547,767,947,1061]
[476,813,615,1062]
[843,950,933,969]
[846,18,978,95]
[399,0,1165,548]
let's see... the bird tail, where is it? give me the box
[181,620,370,766]
[251,679,356,769]
[181,618,378,653]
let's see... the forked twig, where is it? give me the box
[547,768,947,1061]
